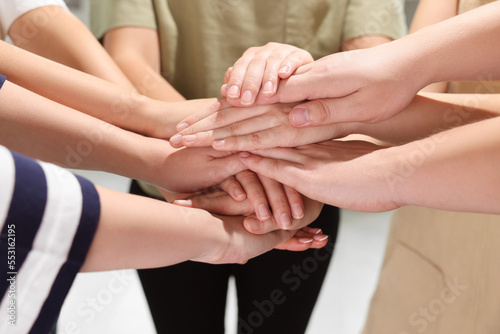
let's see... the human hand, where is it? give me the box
[251,44,427,126]
[150,146,247,193]
[238,140,400,212]
[192,213,328,264]
[176,187,324,234]
[143,98,219,139]
[220,42,313,106]
[169,102,352,150]
[174,171,306,230]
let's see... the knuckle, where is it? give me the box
[228,122,243,136]
[312,100,333,123]
[249,132,264,146]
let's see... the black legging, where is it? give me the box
[131,181,339,334]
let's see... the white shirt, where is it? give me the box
[0,0,68,40]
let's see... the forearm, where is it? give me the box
[401,1,500,86]
[103,27,184,102]
[81,186,223,271]
[9,6,135,91]
[0,40,168,135]
[0,80,173,180]
[356,93,500,144]
[381,117,500,213]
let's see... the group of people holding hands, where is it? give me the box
[1,0,499,333]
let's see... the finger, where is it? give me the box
[224,67,233,84]
[226,52,256,100]
[238,53,269,106]
[284,185,304,219]
[172,99,229,141]
[239,152,304,192]
[218,176,246,201]
[258,175,293,230]
[174,192,253,216]
[179,103,276,137]
[278,50,314,79]
[260,52,287,97]
[289,94,371,127]
[235,171,272,223]
[273,227,329,251]
[201,153,247,189]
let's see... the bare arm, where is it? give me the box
[81,186,328,272]
[103,26,185,101]
[0,80,246,193]
[409,0,458,93]
[8,5,136,90]
[238,116,500,214]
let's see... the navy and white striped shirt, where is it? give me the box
[0,75,100,333]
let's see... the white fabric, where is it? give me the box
[0,161,84,333]
[0,0,68,40]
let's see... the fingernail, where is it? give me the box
[291,204,304,219]
[263,81,274,94]
[213,139,226,147]
[298,238,313,244]
[304,228,322,235]
[290,108,311,126]
[228,85,240,98]
[240,152,251,158]
[183,134,197,143]
[313,235,329,242]
[170,133,182,145]
[241,90,254,105]
[221,84,228,95]
[245,218,262,232]
[257,204,271,220]
[173,199,192,207]
[234,188,246,200]
[279,65,290,75]
[177,122,189,132]
[279,214,292,230]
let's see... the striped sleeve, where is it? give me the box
[0,146,100,333]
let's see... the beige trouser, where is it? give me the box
[362,206,500,334]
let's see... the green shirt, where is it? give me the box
[90,0,406,198]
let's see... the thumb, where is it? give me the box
[289,94,367,127]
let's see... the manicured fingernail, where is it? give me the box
[279,65,290,75]
[241,90,254,105]
[228,85,240,98]
[279,214,292,230]
[313,235,329,242]
[263,81,274,94]
[257,204,271,220]
[298,238,313,244]
[290,108,311,126]
[177,122,189,132]
[173,199,192,207]
[240,152,251,158]
[234,188,246,200]
[291,204,304,219]
[213,139,226,147]
[183,134,197,143]
[170,133,182,145]
[245,218,262,232]
[304,228,322,235]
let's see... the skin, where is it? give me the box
[81,185,328,272]
[4,8,297,220]
[237,115,500,215]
